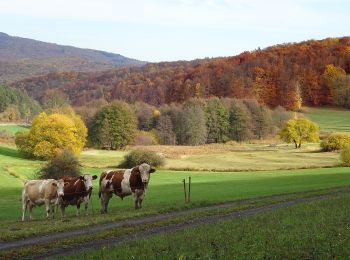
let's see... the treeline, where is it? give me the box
[85,97,292,149]
[324,64,350,108]
[12,37,350,110]
[0,85,41,121]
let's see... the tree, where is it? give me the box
[181,100,207,145]
[0,84,41,120]
[156,114,176,145]
[206,97,229,143]
[272,106,293,128]
[42,89,69,109]
[244,99,271,139]
[229,100,252,142]
[15,112,87,159]
[134,102,156,131]
[89,101,137,150]
[279,117,319,148]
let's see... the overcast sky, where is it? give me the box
[1,0,349,62]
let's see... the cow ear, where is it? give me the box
[150,168,156,173]
[79,176,84,180]
[64,182,70,186]
[52,182,57,187]
[92,175,97,180]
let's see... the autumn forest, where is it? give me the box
[10,37,350,110]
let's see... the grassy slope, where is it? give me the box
[303,107,350,132]
[0,124,29,135]
[68,193,350,259]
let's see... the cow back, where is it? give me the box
[24,179,58,202]
[62,176,87,201]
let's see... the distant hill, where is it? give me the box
[11,37,350,109]
[0,32,146,83]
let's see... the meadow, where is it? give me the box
[0,124,29,135]
[68,193,350,259]
[303,107,350,132]
[1,142,350,241]
[1,107,350,257]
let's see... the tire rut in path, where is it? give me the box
[23,192,347,260]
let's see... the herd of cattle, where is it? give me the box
[21,163,156,221]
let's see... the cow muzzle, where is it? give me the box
[57,192,64,197]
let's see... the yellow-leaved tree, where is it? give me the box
[279,117,319,149]
[16,112,87,159]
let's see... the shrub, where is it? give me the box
[133,131,158,146]
[340,145,350,166]
[15,112,87,159]
[320,133,350,151]
[120,149,164,168]
[36,150,81,179]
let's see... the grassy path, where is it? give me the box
[0,190,349,259]
[1,187,349,259]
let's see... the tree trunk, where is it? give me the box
[293,140,298,149]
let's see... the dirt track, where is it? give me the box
[0,191,345,259]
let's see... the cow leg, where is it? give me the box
[22,200,27,221]
[100,192,111,214]
[76,203,81,216]
[60,204,66,218]
[133,193,139,210]
[45,200,51,218]
[138,198,143,209]
[50,204,54,219]
[29,204,34,220]
[84,200,89,216]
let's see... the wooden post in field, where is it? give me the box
[182,179,187,203]
[188,177,191,203]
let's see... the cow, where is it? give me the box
[59,173,97,217]
[21,179,65,221]
[99,163,156,213]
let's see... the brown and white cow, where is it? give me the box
[99,163,156,213]
[21,179,65,221]
[59,174,97,217]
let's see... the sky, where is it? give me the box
[0,0,349,62]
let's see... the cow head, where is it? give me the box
[138,163,156,188]
[54,179,65,197]
[80,173,98,193]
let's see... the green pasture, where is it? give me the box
[1,143,350,240]
[0,124,29,135]
[73,193,350,259]
[303,107,350,132]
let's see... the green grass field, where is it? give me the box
[303,107,350,132]
[0,124,29,135]
[70,193,350,259]
[1,142,350,241]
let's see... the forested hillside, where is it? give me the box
[0,85,41,121]
[11,37,350,109]
[0,32,146,83]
